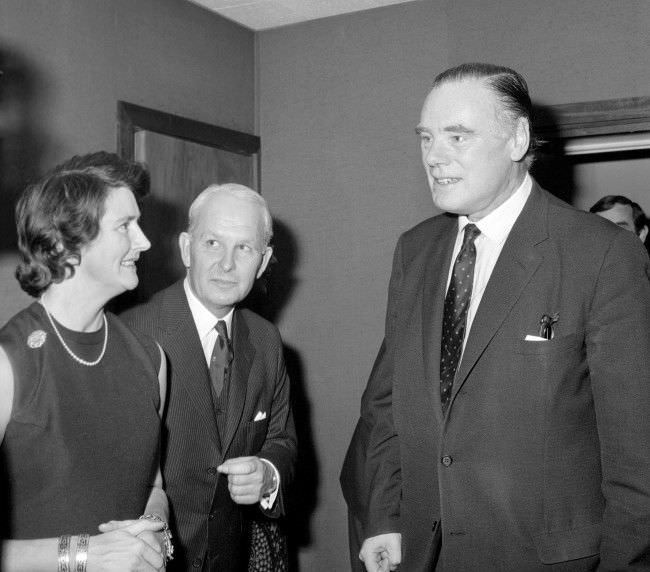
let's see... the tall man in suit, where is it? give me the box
[341,63,650,571]
[124,184,296,571]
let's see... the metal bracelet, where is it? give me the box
[57,534,71,572]
[75,533,89,572]
[139,514,174,563]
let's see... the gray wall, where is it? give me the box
[257,0,650,569]
[0,0,255,324]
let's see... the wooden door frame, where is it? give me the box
[534,96,650,155]
[117,101,260,186]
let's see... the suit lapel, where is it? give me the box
[422,214,458,423]
[450,184,549,406]
[162,282,221,451]
[221,309,254,457]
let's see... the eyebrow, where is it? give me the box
[414,124,475,135]
[113,214,139,224]
[443,124,474,134]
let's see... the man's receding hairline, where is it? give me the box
[188,187,271,247]
[425,77,517,137]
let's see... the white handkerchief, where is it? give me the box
[525,334,547,341]
[254,410,267,421]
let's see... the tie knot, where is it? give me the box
[215,320,229,342]
[462,223,481,246]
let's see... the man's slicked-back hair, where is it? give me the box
[432,63,540,167]
[188,183,273,248]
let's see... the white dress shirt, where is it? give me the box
[446,173,532,349]
[183,278,279,508]
[184,279,233,365]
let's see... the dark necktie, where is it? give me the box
[210,320,233,398]
[440,223,481,413]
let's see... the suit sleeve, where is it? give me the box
[586,231,650,570]
[258,343,297,517]
[350,236,406,539]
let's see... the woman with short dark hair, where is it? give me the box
[0,152,172,572]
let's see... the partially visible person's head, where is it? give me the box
[179,183,273,318]
[417,63,535,220]
[15,152,151,297]
[590,195,648,243]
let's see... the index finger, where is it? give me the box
[98,519,139,532]
[123,519,165,536]
[217,457,257,475]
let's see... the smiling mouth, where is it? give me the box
[211,278,237,287]
[434,177,461,185]
[121,258,139,268]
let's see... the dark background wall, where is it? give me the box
[1,0,650,570]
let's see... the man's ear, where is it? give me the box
[178,232,191,268]
[639,225,648,244]
[510,116,530,163]
[256,246,273,279]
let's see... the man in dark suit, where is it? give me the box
[124,183,296,571]
[341,63,650,571]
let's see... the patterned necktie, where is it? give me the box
[210,320,233,398]
[440,223,481,413]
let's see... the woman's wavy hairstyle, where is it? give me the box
[15,152,150,297]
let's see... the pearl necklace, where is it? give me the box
[43,307,108,367]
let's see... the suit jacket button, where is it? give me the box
[207,466,217,475]
[192,557,202,567]
[208,513,215,521]
[441,455,453,467]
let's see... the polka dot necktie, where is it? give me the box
[440,223,481,413]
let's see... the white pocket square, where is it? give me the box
[253,411,267,422]
[525,334,547,341]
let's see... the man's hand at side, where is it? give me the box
[359,533,401,572]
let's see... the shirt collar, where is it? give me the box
[183,278,234,340]
[458,172,532,245]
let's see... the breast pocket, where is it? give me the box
[512,332,586,406]
[516,333,578,355]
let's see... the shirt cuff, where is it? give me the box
[259,458,280,510]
